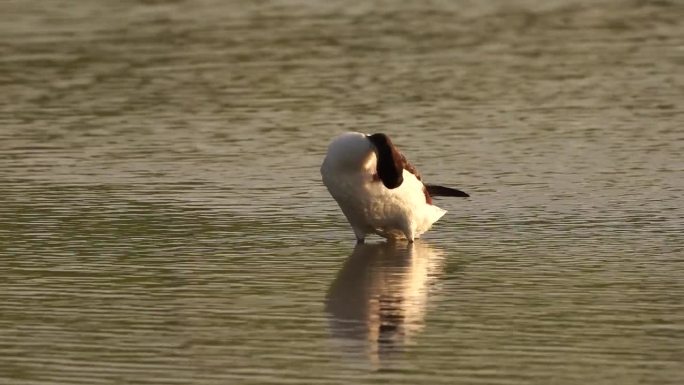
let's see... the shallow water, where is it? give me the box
[1,0,683,384]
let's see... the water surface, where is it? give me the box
[1,0,683,384]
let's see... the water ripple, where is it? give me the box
[1,0,683,384]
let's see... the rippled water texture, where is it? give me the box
[1,0,683,384]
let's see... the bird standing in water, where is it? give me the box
[321,132,469,243]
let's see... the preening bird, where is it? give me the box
[321,132,469,243]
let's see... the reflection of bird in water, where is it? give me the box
[325,241,445,367]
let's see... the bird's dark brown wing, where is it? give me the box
[368,133,469,201]
[395,143,469,199]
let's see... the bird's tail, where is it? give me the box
[425,184,469,198]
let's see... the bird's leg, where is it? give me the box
[401,223,415,243]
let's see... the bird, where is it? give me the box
[321,132,469,243]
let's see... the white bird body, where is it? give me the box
[321,132,467,242]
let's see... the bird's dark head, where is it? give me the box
[367,133,404,189]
